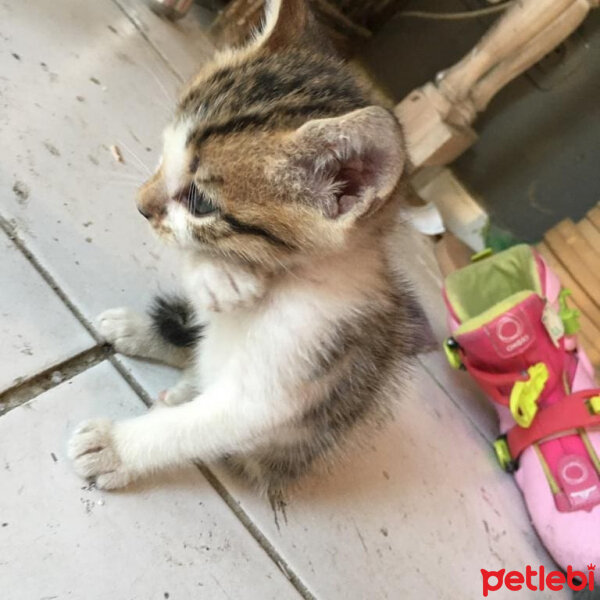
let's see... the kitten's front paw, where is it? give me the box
[186,262,267,313]
[68,419,133,490]
[157,384,195,406]
[96,308,152,356]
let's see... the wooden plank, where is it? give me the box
[587,205,600,232]
[394,85,477,170]
[472,0,592,112]
[537,243,600,365]
[555,219,600,273]
[537,242,600,326]
[578,217,600,251]
[544,221,600,302]
[570,307,600,361]
[581,336,600,368]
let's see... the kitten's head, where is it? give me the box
[137,0,405,268]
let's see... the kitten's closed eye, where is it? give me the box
[175,183,217,218]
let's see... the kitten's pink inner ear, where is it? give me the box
[338,195,358,217]
[334,162,370,217]
[290,106,405,221]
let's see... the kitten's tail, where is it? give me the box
[148,294,203,348]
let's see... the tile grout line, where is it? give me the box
[418,355,493,448]
[0,346,110,416]
[0,214,155,405]
[0,213,317,599]
[198,465,318,600]
[0,214,105,344]
[109,0,187,84]
[418,358,561,572]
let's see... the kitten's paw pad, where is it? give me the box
[68,419,132,490]
[96,308,151,356]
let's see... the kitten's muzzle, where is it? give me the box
[137,205,152,220]
[136,184,167,222]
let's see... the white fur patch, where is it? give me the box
[162,118,193,197]
[251,0,282,49]
[165,202,194,245]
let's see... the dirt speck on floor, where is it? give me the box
[90,76,101,86]
[50,452,58,463]
[80,497,95,514]
[76,95,85,102]
[116,51,135,66]
[43,141,60,156]
[12,180,30,204]
[109,144,123,163]
[12,52,20,60]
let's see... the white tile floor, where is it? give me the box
[0,1,566,599]
[0,363,300,600]
[0,230,93,393]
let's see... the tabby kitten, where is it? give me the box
[68,0,433,497]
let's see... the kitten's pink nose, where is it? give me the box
[137,171,168,222]
[137,205,152,219]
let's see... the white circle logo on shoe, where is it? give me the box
[487,307,535,358]
[560,457,588,486]
[497,315,524,343]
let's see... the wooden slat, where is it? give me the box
[544,221,600,303]
[537,242,600,360]
[578,217,600,250]
[537,242,600,327]
[587,205,600,232]
[581,335,600,367]
[555,219,600,273]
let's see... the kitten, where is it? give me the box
[68,0,434,497]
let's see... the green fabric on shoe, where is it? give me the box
[454,291,536,335]
[445,244,541,322]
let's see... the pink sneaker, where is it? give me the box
[443,244,600,578]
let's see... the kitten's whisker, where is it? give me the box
[140,64,176,114]
[117,141,152,176]
[87,166,143,182]
[100,173,144,183]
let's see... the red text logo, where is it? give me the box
[481,564,595,596]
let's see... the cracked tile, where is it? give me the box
[0,361,300,600]
[0,229,94,393]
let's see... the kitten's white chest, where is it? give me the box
[197,310,255,388]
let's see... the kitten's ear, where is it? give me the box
[286,106,405,220]
[256,0,312,52]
